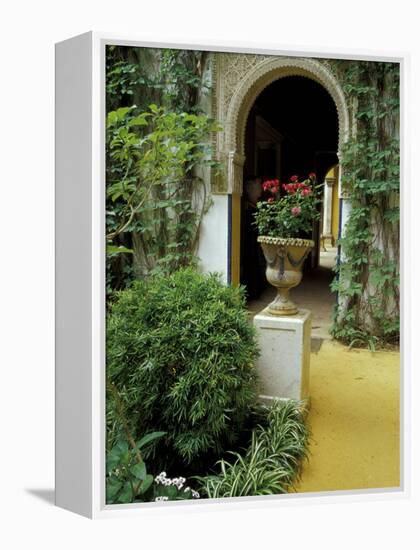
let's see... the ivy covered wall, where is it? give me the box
[105,48,400,346]
[105,46,217,295]
[326,60,400,346]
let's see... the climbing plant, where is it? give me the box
[327,60,400,346]
[105,46,219,294]
[106,104,220,279]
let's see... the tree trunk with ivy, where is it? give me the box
[105,47,214,294]
[329,60,399,346]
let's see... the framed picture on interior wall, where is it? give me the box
[55,32,405,518]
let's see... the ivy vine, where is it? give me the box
[328,60,400,347]
[105,46,217,296]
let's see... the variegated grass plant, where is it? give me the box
[198,400,309,498]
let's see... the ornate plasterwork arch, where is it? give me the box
[211,54,349,195]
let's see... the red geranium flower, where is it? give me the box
[263,179,280,194]
[283,183,298,194]
[290,175,299,182]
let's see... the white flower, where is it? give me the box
[192,490,200,499]
[171,477,185,490]
[154,496,169,502]
[155,472,190,491]
[155,472,168,485]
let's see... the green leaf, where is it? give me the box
[117,481,133,504]
[106,479,123,502]
[136,431,166,450]
[129,115,149,127]
[115,440,129,455]
[106,449,121,472]
[107,245,134,255]
[131,461,147,481]
[139,474,154,495]
[116,106,132,119]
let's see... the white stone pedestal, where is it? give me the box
[253,308,312,403]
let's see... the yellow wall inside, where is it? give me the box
[326,166,340,242]
[332,168,339,242]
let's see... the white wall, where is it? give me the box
[197,194,229,282]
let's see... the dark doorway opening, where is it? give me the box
[240,75,339,313]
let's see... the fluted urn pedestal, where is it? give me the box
[257,236,314,316]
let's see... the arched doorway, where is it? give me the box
[209,55,350,336]
[240,75,339,301]
[218,56,349,290]
[198,55,349,303]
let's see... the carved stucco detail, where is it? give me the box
[216,53,271,119]
[212,54,269,181]
[227,151,246,194]
[211,53,350,195]
[225,56,349,154]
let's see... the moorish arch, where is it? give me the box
[208,54,350,285]
[198,52,350,284]
[216,55,350,196]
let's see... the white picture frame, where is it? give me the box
[55,31,408,518]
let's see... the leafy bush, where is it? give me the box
[106,432,165,504]
[198,400,309,498]
[105,104,221,293]
[105,47,218,292]
[106,434,200,504]
[107,268,259,469]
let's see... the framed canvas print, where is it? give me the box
[55,32,405,518]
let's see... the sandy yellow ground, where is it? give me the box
[294,340,400,493]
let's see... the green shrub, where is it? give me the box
[106,434,201,504]
[107,268,259,469]
[198,400,309,498]
[106,432,165,504]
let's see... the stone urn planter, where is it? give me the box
[257,236,314,316]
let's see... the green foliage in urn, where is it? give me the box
[198,400,309,498]
[106,268,259,470]
[254,174,321,238]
